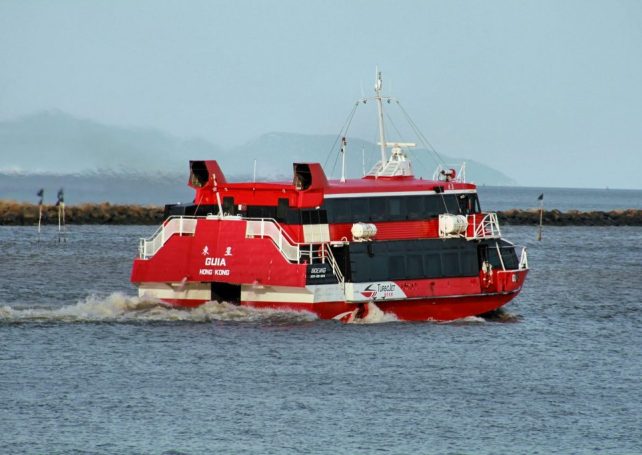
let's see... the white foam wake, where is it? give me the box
[440,315,487,324]
[333,302,399,324]
[0,293,318,324]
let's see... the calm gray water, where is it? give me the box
[1,223,641,454]
[476,186,642,212]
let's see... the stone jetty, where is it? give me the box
[1,201,641,226]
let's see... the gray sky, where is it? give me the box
[1,0,641,189]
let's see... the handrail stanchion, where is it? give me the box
[278,229,283,251]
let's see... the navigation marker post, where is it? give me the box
[37,188,44,242]
[56,188,66,243]
[537,193,544,241]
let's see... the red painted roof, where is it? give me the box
[191,160,477,208]
[323,177,477,195]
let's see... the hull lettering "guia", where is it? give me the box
[204,257,227,267]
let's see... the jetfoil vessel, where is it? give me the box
[131,73,529,321]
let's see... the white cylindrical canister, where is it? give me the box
[440,214,468,235]
[351,222,378,240]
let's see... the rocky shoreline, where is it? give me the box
[1,201,641,226]
[0,202,163,226]
[497,208,642,226]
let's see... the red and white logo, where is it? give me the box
[360,284,377,299]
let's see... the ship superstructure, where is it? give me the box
[131,73,528,321]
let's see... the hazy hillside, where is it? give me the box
[0,111,221,174]
[0,111,517,203]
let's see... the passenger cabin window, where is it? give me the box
[325,193,480,224]
[348,238,481,282]
[458,194,481,215]
[300,209,328,225]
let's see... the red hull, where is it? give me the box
[155,289,522,322]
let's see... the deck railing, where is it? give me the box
[245,218,301,262]
[245,218,346,286]
[439,212,502,240]
[518,246,529,270]
[139,216,198,259]
[468,212,502,239]
[324,245,345,287]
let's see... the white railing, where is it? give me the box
[139,215,347,286]
[245,218,346,287]
[493,244,528,271]
[467,212,502,240]
[245,218,301,262]
[139,216,198,259]
[324,245,345,287]
[518,247,529,270]
[439,212,502,240]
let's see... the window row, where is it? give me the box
[348,238,482,281]
[324,193,480,224]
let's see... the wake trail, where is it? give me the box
[0,293,318,324]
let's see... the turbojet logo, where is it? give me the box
[360,283,396,299]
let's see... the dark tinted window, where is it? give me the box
[388,256,406,280]
[388,198,404,218]
[407,196,424,220]
[424,196,443,217]
[328,199,349,223]
[424,253,442,277]
[300,209,328,225]
[457,193,481,215]
[407,254,424,276]
[247,205,277,219]
[442,251,460,276]
[442,195,461,214]
[486,240,518,270]
[326,193,481,223]
[350,198,368,221]
[369,198,386,221]
[349,238,480,282]
[500,244,519,270]
[461,249,479,275]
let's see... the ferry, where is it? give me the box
[131,73,529,322]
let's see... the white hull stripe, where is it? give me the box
[138,282,211,300]
[323,189,476,199]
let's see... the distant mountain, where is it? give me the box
[0,111,516,203]
[0,110,221,174]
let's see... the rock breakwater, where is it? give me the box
[498,208,642,226]
[0,201,163,225]
[1,201,641,226]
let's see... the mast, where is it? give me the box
[374,69,387,173]
[340,136,347,183]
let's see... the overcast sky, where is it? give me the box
[1,0,641,189]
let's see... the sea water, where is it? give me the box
[1,223,641,454]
